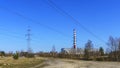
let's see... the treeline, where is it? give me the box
[36,45,106,61]
[0,51,35,60]
[0,36,120,61]
[36,36,120,61]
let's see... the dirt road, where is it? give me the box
[41,58,120,68]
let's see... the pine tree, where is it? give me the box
[99,47,104,56]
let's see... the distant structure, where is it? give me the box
[51,45,56,53]
[61,29,84,54]
[73,29,76,49]
[26,26,32,53]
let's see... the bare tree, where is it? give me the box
[50,45,57,57]
[107,36,119,61]
[117,38,120,61]
[84,40,93,60]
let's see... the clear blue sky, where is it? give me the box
[0,0,120,52]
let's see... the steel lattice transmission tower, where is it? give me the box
[51,45,56,53]
[26,26,32,53]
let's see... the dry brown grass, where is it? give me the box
[0,57,45,68]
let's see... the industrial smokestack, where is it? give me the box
[73,29,76,49]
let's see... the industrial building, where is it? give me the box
[61,29,84,54]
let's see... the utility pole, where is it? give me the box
[26,26,32,53]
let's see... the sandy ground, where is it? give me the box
[41,58,120,68]
[1,57,119,68]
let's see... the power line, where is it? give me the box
[0,33,23,40]
[0,27,23,37]
[0,5,87,44]
[45,0,106,44]
[0,26,42,44]
[0,31,39,44]
[0,23,73,45]
[0,3,100,47]
[0,5,69,38]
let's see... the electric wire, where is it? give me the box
[0,5,86,43]
[0,5,69,38]
[45,0,106,44]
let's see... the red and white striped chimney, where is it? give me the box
[73,29,76,49]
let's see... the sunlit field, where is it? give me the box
[0,57,120,68]
[0,57,45,68]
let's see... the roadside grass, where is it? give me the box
[65,60,75,63]
[61,59,75,63]
[36,63,49,68]
[0,57,45,68]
